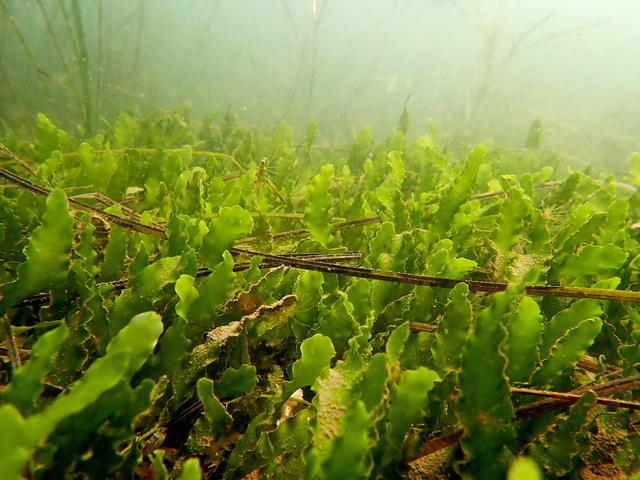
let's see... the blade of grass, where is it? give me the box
[70,0,93,133]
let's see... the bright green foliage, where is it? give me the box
[386,321,411,362]
[540,299,601,358]
[457,292,516,480]
[0,189,73,316]
[0,312,162,480]
[431,145,485,236]
[173,319,246,402]
[113,112,140,148]
[290,334,336,392]
[308,357,365,472]
[558,244,627,280]
[109,255,184,335]
[381,367,439,466]
[202,206,253,267]
[304,164,334,246]
[318,292,359,354]
[531,318,602,386]
[432,282,472,373]
[292,270,324,339]
[505,297,543,382]
[178,458,203,480]
[187,250,236,335]
[320,401,370,480]
[34,113,70,160]
[494,187,529,256]
[388,151,405,187]
[2,111,638,479]
[508,456,543,480]
[101,225,127,281]
[175,274,198,320]
[152,450,169,480]
[361,353,388,410]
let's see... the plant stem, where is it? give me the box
[69,0,93,133]
[1,315,21,371]
[95,0,103,126]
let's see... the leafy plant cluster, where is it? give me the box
[1,110,640,479]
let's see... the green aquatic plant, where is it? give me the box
[0,111,639,479]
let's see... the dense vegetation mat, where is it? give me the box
[1,111,640,479]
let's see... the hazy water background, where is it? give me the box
[1,0,639,168]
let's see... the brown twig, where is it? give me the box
[1,315,21,371]
[0,143,36,175]
[0,166,167,239]
[3,164,640,304]
[13,253,363,308]
[511,386,640,411]
[232,248,640,304]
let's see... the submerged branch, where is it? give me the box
[1,315,21,371]
[232,247,640,303]
[3,164,640,304]
[13,253,362,308]
[511,386,640,411]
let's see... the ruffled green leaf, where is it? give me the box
[432,282,472,373]
[386,321,411,363]
[292,270,324,340]
[540,299,601,358]
[320,401,370,480]
[2,323,69,415]
[431,145,485,236]
[0,188,73,316]
[380,367,439,467]
[558,244,627,280]
[494,187,529,255]
[109,256,183,335]
[201,206,253,267]
[304,164,334,246]
[101,225,127,282]
[507,457,543,480]
[531,318,602,386]
[177,458,202,480]
[457,292,516,480]
[0,312,162,479]
[290,334,336,393]
[505,297,543,382]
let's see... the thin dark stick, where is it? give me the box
[0,143,36,175]
[13,253,362,308]
[3,164,640,304]
[70,0,93,133]
[0,166,167,239]
[511,386,640,411]
[1,315,21,371]
[236,182,561,245]
[231,248,640,303]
